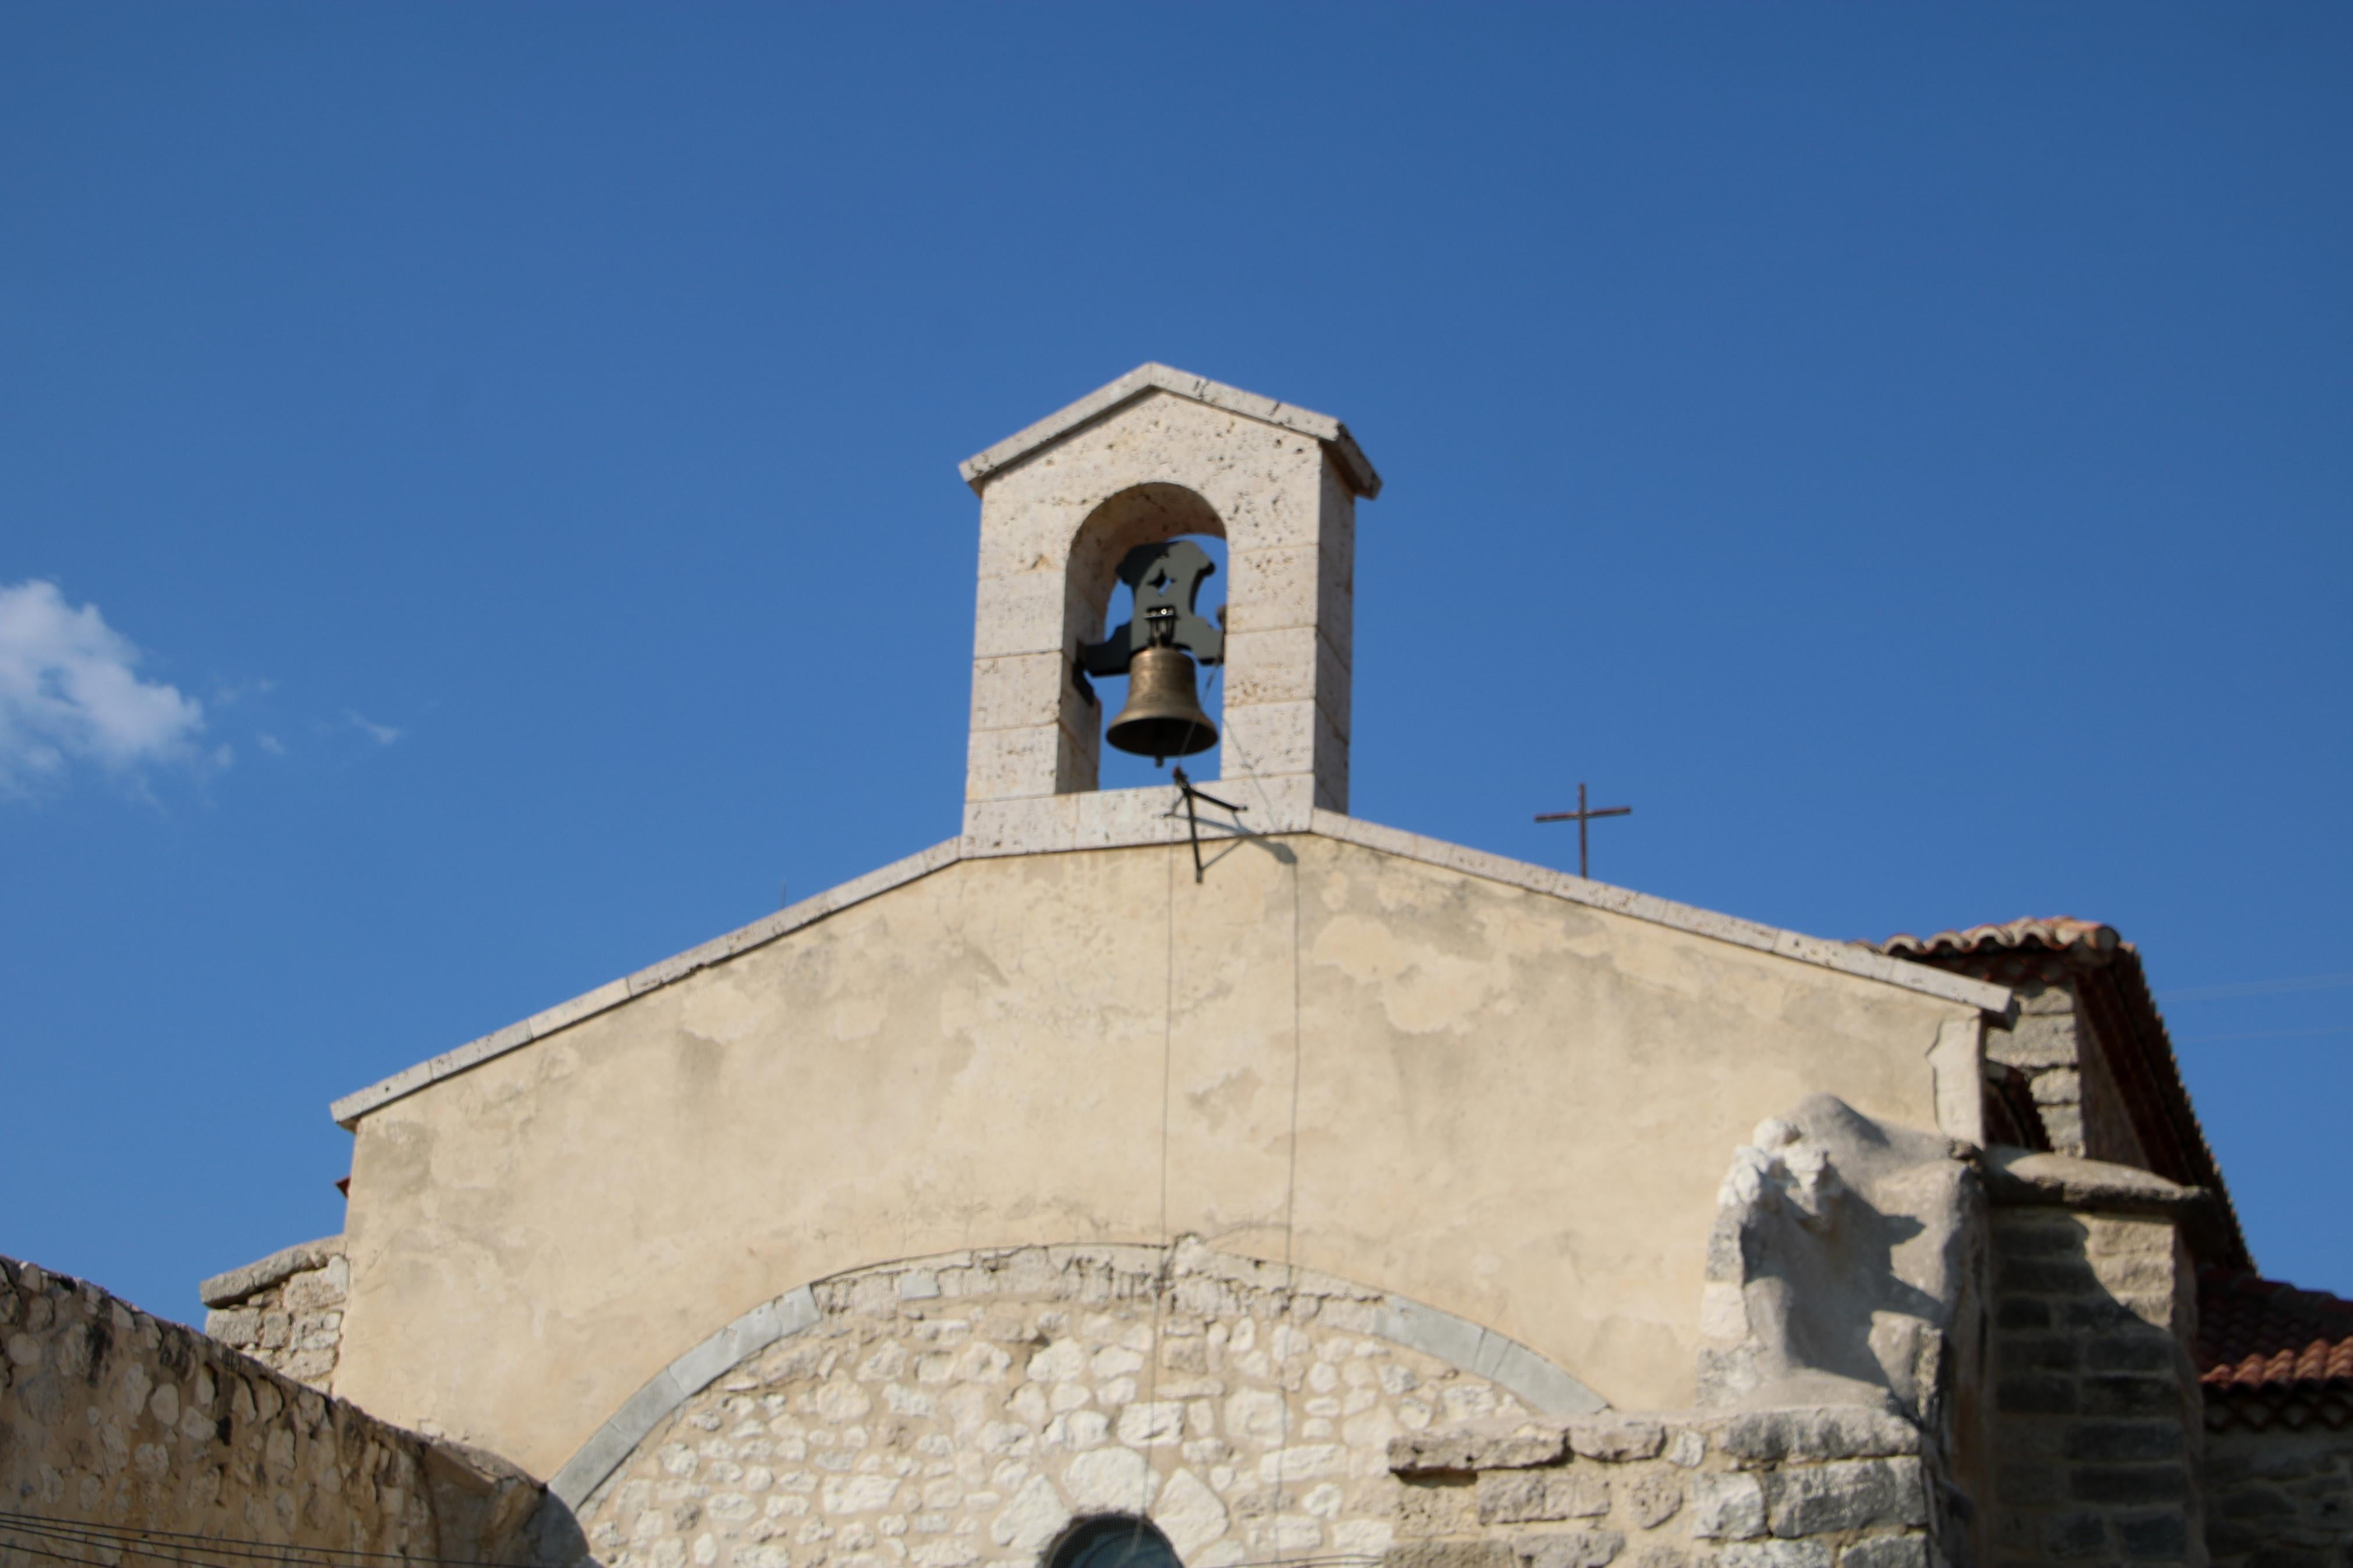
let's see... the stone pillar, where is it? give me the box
[1983,1151,2211,1565]
[957,364,1379,854]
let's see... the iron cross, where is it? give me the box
[1535,781,1631,880]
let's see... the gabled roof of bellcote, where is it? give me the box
[957,363,1384,499]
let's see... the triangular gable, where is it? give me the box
[958,362,1383,498]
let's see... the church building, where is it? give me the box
[6,367,2348,1568]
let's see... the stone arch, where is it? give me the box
[544,1242,1605,1568]
[1060,484,1228,794]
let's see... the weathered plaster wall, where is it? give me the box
[334,834,1973,1479]
[199,1236,347,1390]
[0,1254,536,1564]
[566,1245,1539,1568]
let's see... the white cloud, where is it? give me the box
[257,731,286,756]
[347,710,403,746]
[0,580,208,792]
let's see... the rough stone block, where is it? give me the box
[1516,1530,1624,1568]
[1997,1462,2065,1508]
[1998,1335,2078,1372]
[1626,1472,1683,1529]
[1691,1471,1768,1541]
[205,1308,261,1346]
[1716,1542,1832,1568]
[1994,1374,2077,1415]
[1395,1477,1479,1538]
[2078,1375,2178,1417]
[1763,1459,1926,1538]
[2040,1509,2107,1559]
[2062,1420,2181,1463]
[2069,1464,2188,1505]
[2084,1335,2175,1373]
[2113,1510,2188,1559]
[1996,1297,2051,1331]
[1567,1416,1666,1462]
[1721,1407,1921,1466]
[1996,1257,2102,1295]
[1383,1542,1517,1568]
[1478,1470,1610,1524]
[1390,1425,1570,1475]
[1835,1537,1927,1568]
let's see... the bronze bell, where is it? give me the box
[1106,642,1218,762]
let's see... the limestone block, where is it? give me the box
[970,654,1070,734]
[1222,698,1326,780]
[1516,1528,1625,1568]
[1720,1407,1921,1467]
[1626,1471,1683,1528]
[961,796,1080,856]
[1226,543,1352,638]
[1691,1471,1768,1541]
[1715,1544,1832,1568]
[965,725,1063,803]
[1385,1542,1518,1568]
[1225,626,1351,737]
[1390,1425,1570,1475]
[1567,1415,1666,1462]
[1835,1538,1928,1568]
[1760,1458,1926,1537]
[971,570,1069,661]
[205,1308,261,1346]
[1477,1468,1612,1523]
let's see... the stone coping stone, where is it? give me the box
[1985,1146,2208,1213]
[957,362,1384,497]
[200,1233,345,1307]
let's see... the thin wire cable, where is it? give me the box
[1271,838,1307,1566]
[0,1524,320,1568]
[1,1514,1387,1568]
[0,1522,343,1568]
[0,1517,498,1568]
[1134,835,1181,1534]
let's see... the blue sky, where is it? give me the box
[3,5,2347,1322]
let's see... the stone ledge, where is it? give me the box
[1984,1146,2207,1213]
[199,1233,345,1307]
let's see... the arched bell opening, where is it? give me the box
[1063,484,1228,794]
[1044,1515,1183,1568]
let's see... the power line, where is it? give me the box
[2158,972,2353,1003]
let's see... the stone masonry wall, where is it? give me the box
[1984,983,2145,1169]
[0,1253,538,1565]
[1987,1206,2204,1565]
[1386,1405,1935,1568]
[2203,1425,2353,1568]
[199,1236,347,1390]
[569,1245,1557,1568]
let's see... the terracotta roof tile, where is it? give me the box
[2197,1269,2353,1431]
[1870,916,2249,1271]
[2198,1269,2353,1391]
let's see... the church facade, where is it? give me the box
[7,368,2348,1568]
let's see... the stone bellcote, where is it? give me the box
[958,365,1380,854]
